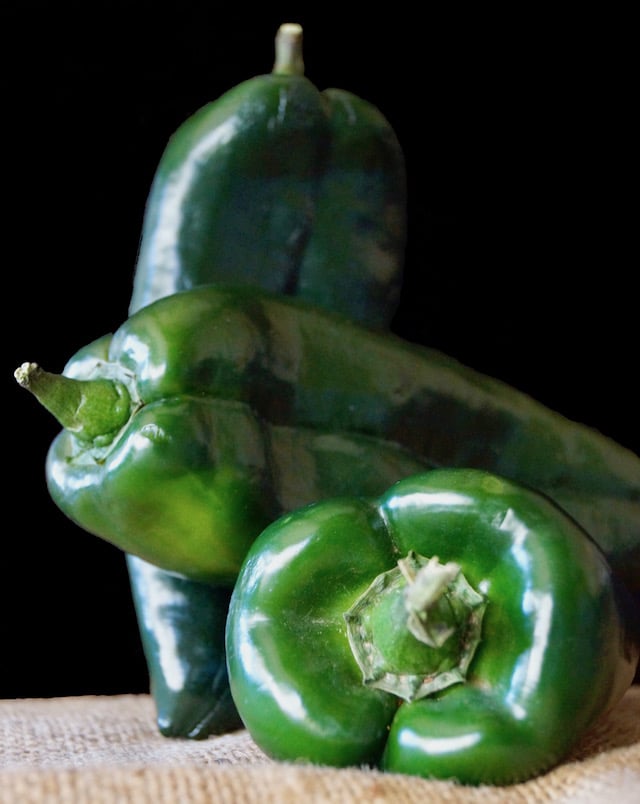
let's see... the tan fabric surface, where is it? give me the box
[0,687,639,803]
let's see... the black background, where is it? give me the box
[1,4,636,698]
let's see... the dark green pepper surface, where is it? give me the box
[226,468,639,786]
[18,286,640,591]
[17,285,640,591]
[129,23,406,331]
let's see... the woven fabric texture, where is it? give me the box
[1,687,639,803]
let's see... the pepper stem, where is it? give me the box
[399,554,461,648]
[273,23,305,76]
[344,551,487,702]
[15,362,132,445]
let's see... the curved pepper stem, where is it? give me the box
[14,362,133,446]
[273,22,305,76]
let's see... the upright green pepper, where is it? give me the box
[226,468,640,786]
[124,21,409,738]
[129,22,406,330]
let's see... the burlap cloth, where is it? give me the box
[0,687,638,803]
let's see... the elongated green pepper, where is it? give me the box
[16,285,640,591]
[122,21,410,738]
[226,468,639,786]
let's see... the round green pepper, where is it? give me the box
[226,468,639,786]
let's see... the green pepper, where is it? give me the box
[15,286,639,587]
[123,21,408,736]
[129,22,406,331]
[225,468,640,786]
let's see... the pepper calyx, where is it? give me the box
[343,550,486,702]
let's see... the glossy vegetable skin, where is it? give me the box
[17,284,640,589]
[226,468,640,786]
[124,423,429,738]
[129,23,406,331]
[128,572,240,737]
[16,331,428,584]
[18,285,638,591]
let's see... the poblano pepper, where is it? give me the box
[15,285,640,589]
[15,22,640,743]
[129,22,406,331]
[225,468,640,786]
[122,21,410,738]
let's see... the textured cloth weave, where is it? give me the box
[1,688,639,803]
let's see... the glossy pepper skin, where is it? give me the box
[226,468,640,786]
[129,23,406,331]
[123,422,429,739]
[17,320,429,584]
[124,21,408,737]
[19,285,638,590]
